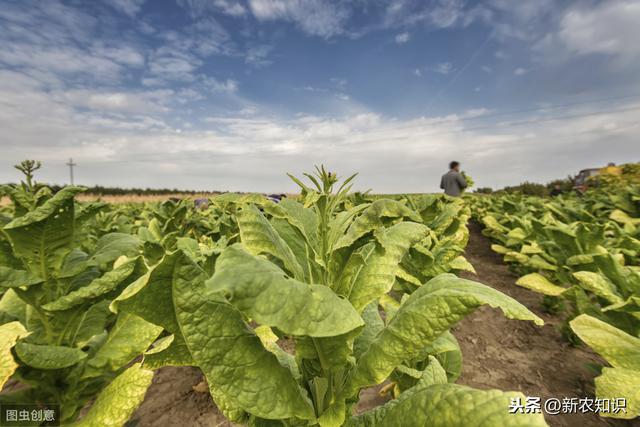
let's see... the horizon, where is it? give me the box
[1,0,639,193]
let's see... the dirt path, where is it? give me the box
[455,222,631,427]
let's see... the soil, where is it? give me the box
[454,222,633,427]
[129,222,636,427]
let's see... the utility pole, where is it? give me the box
[66,158,76,185]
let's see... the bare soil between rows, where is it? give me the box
[129,222,635,427]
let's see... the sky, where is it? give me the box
[0,0,639,193]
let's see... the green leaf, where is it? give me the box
[348,274,543,391]
[3,186,84,278]
[71,300,111,348]
[173,253,315,421]
[113,253,181,332]
[208,244,363,337]
[349,383,548,427]
[0,267,43,288]
[0,289,27,324]
[569,315,640,370]
[340,222,429,312]
[333,199,421,251]
[143,333,193,370]
[515,273,566,296]
[84,313,162,378]
[353,302,384,359]
[89,233,142,267]
[0,321,28,387]
[68,363,153,427]
[237,204,305,280]
[43,259,137,311]
[15,342,87,370]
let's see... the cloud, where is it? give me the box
[395,32,410,44]
[3,61,637,192]
[556,0,640,58]
[213,0,247,17]
[432,62,453,74]
[177,0,247,17]
[248,0,351,38]
[202,77,238,93]
[245,45,273,67]
[109,0,147,17]
[514,67,527,76]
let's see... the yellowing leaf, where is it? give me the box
[0,321,27,387]
[69,363,153,427]
[516,273,566,296]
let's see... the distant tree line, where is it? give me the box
[474,176,575,197]
[0,183,222,196]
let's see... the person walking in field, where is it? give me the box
[440,161,467,197]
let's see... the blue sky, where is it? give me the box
[1,0,639,192]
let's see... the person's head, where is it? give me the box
[449,161,460,172]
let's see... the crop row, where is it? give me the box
[0,162,549,426]
[469,180,640,420]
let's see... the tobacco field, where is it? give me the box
[1,162,638,427]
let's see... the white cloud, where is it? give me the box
[557,0,640,57]
[245,45,273,67]
[203,77,239,93]
[395,32,410,44]
[514,67,527,76]
[4,64,637,192]
[432,62,453,75]
[213,0,247,16]
[109,0,147,17]
[248,0,351,38]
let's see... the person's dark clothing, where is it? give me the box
[550,188,563,197]
[440,170,467,197]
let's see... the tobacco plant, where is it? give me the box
[116,167,547,426]
[0,162,159,424]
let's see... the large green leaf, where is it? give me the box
[3,186,84,278]
[353,302,384,359]
[0,321,27,387]
[42,259,137,311]
[349,383,548,427]
[15,341,87,370]
[333,200,421,251]
[237,204,305,280]
[0,267,43,288]
[89,233,141,266]
[69,363,153,427]
[113,253,181,332]
[208,244,363,337]
[84,313,162,378]
[143,333,193,370]
[0,290,27,324]
[348,274,543,391]
[173,253,315,421]
[70,300,111,348]
[338,222,429,312]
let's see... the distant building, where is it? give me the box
[573,163,620,190]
